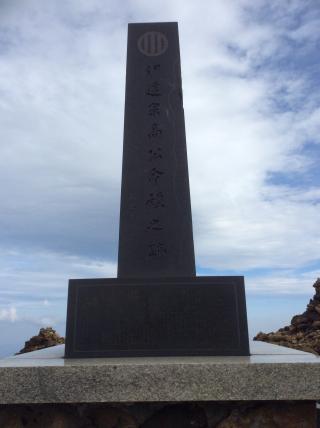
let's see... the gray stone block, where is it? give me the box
[0,342,319,404]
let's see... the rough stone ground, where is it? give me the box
[254,278,320,355]
[0,401,316,427]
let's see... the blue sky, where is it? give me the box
[0,0,320,356]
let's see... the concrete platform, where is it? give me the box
[0,341,319,403]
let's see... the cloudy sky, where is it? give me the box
[0,0,320,356]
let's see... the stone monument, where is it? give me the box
[65,22,249,358]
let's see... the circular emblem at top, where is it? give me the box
[137,31,168,57]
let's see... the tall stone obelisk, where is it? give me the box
[118,23,195,278]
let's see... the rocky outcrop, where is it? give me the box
[254,278,320,355]
[16,327,65,355]
[216,402,315,427]
[91,407,137,428]
[140,404,207,428]
[0,402,316,428]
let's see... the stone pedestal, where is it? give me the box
[1,341,319,403]
[1,342,319,426]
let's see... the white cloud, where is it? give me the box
[0,307,17,322]
[246,270,320,295]
[0,0,319,319]
[0,249,117,324]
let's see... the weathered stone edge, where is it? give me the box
[1,363,320,403]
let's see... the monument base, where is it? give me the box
[1,342,320,403]
[65,276,249,358]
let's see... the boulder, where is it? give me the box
[16,327,64,354]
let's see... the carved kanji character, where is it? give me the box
[148,102,160,117]
[146,192,165,208]
[145,64,160,77]
[146,81,161,97]
[148,167,164,184]
[148,147,162,161]
[148,242,167,257]
[146,218,163,231]
[148,123,162,138]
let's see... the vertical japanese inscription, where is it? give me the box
[144,63,167,259]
